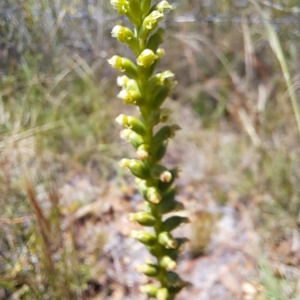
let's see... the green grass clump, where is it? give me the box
[0,177,91,300]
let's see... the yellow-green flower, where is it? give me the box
[111,25,139,55]
[140,285,159,298]
[117,89,140,104]
[137,49,158,67]
[146,187,162,204]
[156,48,165,58]
[110,0,128,14]
[136,144,149,161]
[120,129,144,148]
[159,170,172,182]
[155,70,175,85]
[111,25,133,42]
[108,55,123,70]
[117,75,130,87]
[160,256,177,271]
[135,264,159,277]
[143,10,164,30]
[108,56,138,78]
[156,288,169,300]
[115,114,128,126]
[157,1,174,13]
[130,230,156,245]
[119,158,130,168]
[128,212,156,226]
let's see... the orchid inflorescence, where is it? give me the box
[108,1,190,299]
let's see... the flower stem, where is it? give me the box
[109,1,190,298]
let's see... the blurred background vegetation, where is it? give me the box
[1,0,300,299]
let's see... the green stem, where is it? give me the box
[136,24,168,292]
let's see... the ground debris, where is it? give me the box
[62,171,263,300]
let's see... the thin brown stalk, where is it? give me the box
[24,178,54,272]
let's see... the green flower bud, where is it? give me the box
[160,256,177,271]
[120,129,144,148]
[117,75,130,87]
[141,11,164,40]
[140,284,159,297]
[125,78,138,88]
[115,114,128,126]
[128,212,156,226]
[162,238,189,261]
[140,0,151,14]
[150,70,175,87]
[143,201,152,213]
[159,70,175,81]
[117,89,141,104]
[147,28,165,52]
[143,11,164,30]
[157,1,174,13]
[127,116,146,135]
[136,144,149,160]
[162,216,191,232]
[128,159,150,179]
[153,125,181,146]
[136,264,159,277]
[136,179,148,198]
[156,48,165,58]
[120,128,133,139]
[158,231,178,249]
[110,0,129,14]
[137,49,158,68]
[117,79,142,105]
[156,287,169,300]
[158,167,181,191]
[108,56,138,79]
[146,187,162,204]
[119,158,130,168]
[111,25,134,43]
[130,230,156,246]
[167,79,178,89]
[160,171,172,182]
[151,165,165,178]
[151,165,172,182]
[158,199,184,214]
[166,238,189,255]
[116,114,146,135]
[112,25,139,55]
[108,55,123,70]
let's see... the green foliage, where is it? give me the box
[0,31,110,300]
[109,1,189,298]
[0,176,92,300]
[259,259,286,300]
